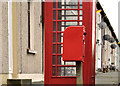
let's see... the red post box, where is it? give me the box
[63,26,85,61]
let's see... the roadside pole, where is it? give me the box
[76,61,83,86]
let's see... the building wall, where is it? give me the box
[0,2,10,85]
[16,2,43,74]
[119,48,120,71]
[101,25,116,68]
[0,2,2,85]
[101,20,105,68]
[96,12,119,70]
[115,44,119,69]
[15,2,43,81]
[0,1,43,85]
[104,26,111,66]
[96,12,102,70]
[107,30,112,65]
[1,2,9,74]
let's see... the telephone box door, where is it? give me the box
[45,0,96,85]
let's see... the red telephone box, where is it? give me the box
[45,0,96,85]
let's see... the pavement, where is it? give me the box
[32,71,119,85]
[95,71,119,85]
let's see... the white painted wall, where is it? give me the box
[96,13,102,70]
[115,46,119,70]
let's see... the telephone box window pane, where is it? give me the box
[63,22,78,26]
[61,33,63,40]
[58,10,62,20]
[58,0,78,5]
[58,10,78,19]
[79,16,82,20]
[57,44,63,54]
[58,24,66,31]
[57,33,61,42]
[58,21,75,31]
[53,67,56,76]
[57,0,82,9]
[79,0,82,8]
[53,44,56,54]
[57,22,62,31]
[57,67,65,76]
[53,55,56,65]
[58,0,78,9]
[53,10,56,20]
[53,0,56,8]
[65,62,76,65]
[57,26,64,31]
[80,5,82,9]
[79,22,82,26]
[57,55,64,65]
[53,22,56,31]
[65,67,76,76]
[61,36,63,43]
[68,2,78,9]
[58,0,78,4]
[59,15,78,20]
[65,16,78,20]
[58,1,65,8]
[79,10,82,15]
[58,1,62,8]
[62,22,78,27]
[57,67,76,76]
[61,5,78,9]
[60,5,78,9]
[57,33,63,43]
[79,0,82,5]
[58,22,78,31]
[53,33,56,42]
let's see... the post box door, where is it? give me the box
[63,26,84,61]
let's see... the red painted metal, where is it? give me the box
[45,0,96,85]
[63,26,84,61]
[45,1,53,84]
[82,0,96,85]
